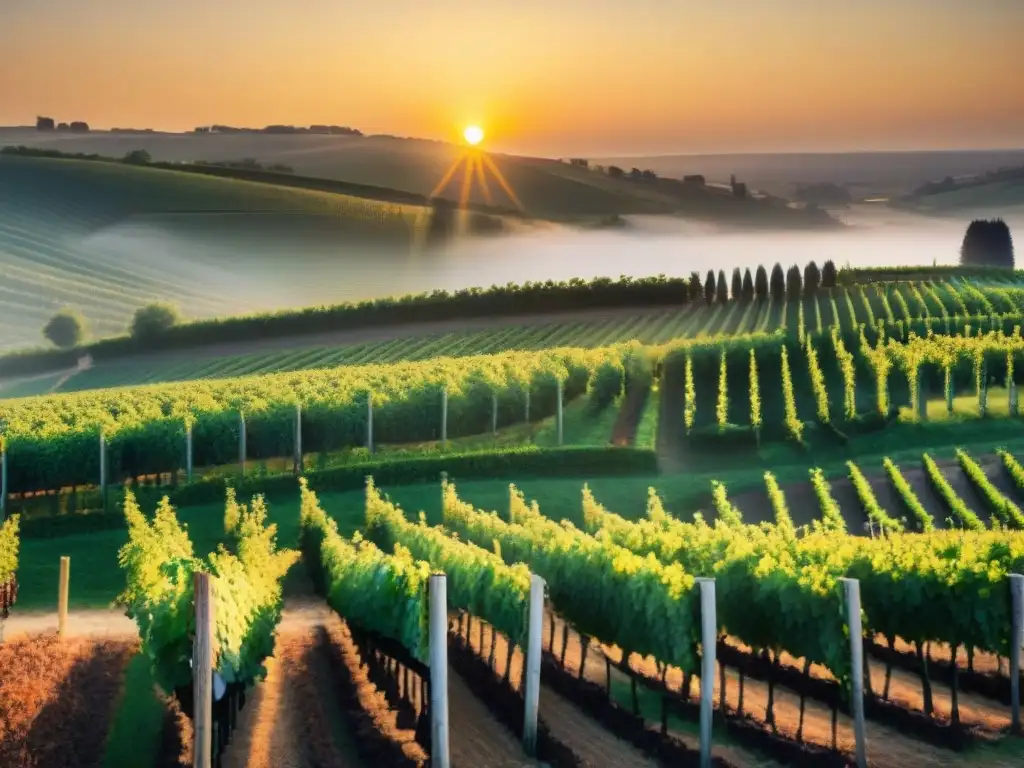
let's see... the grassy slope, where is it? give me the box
[0,155,433,349]
[898,178,1024,214]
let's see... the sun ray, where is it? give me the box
[481,154,524,211]
[429,154,468,199]
[458,153,475,207]
[472,153,493,205]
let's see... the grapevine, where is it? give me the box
[805,339,830,423]
[882,457,934,532]
[716,351,729,428]
[0,514,19,621]
[684,354,696,431]
[921,453,984,531]
[809,468,846,532]
[780,346,803,441]
[749,349,762,437]
[956,449,1024,529]
[846,461,903,534]
[711,480,744,526]
[763,472,794,534]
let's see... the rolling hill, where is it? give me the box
[0,154,438,349]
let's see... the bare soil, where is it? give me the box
[0,633,135,767]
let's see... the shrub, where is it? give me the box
[688,272,703,302]
[42,309,87,349]
[130,302,181,340]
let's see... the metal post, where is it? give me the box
[697,578,716,768]
[429,574,450,768]
[1010,573,1024,733]
[193,572,214,768]
[522,574,544,755]
[492,393,498,436]
[841,577,867,767]
[441,387,449,448]
[185,424,193,483]
[367,393,374,454]
[238,412,246,477]
[525,388,531,423]
[58,556,70,640]
[556,379,564,446]
[294,403,303,475]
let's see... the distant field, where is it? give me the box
[0,155,433,349]
[898,178,1024,215]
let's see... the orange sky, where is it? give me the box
[1,0,1022,156]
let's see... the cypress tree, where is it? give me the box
[755,265,769,300]
[821,260,837,288]
[731,267,743,301]
[688,271,703,301]
[717,270,729,303]
[742,268,755,301]
[804,261,821,295]
[786,264,802,300]
[704,270,716,304]
[769,263,786,301]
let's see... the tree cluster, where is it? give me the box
[960,219,1014,269]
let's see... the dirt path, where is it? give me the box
[221,629,359,768]
[459,614,660,768]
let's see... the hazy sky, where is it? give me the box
[1,0,1022,157]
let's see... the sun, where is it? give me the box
[463,125,485,146]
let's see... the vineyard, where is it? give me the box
[3,459,1024,766]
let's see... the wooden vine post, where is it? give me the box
[294,403,303,475]
[697,577,716,768]
[185,421,194,483]
[57,556,70,640]
[367,391,374,454]
[99,431,107,511]
[1010,573,1024,733]
[841,577,867,767]
[428,574,451,768]
[522,574,545,755]
[238,412,247,478]
[441,387,449,448]
[193,572,214,768]
[556,378,564,446]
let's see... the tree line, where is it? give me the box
[689,260,838,305]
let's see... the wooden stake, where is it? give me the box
[193,572,214,768]
[441,387,449,448]
[57,556,70,640]
[367,393,374,454]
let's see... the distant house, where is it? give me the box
[683,174,705,186]
[69,121,90,133]
[568,158,589,168]
[36,116,55,131]
[56,122,70,131]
